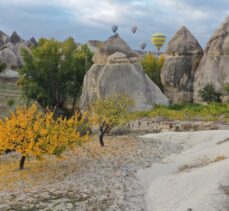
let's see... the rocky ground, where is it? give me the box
[138,130,229,211]
[0,135,182,211]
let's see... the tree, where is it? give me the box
[0,104,89,169]
[141,53,164,91]
[19,38,93,115]
[199,83,222,103]
[0,60,6,72]
[89,94,134,147]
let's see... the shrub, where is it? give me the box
[199,83,222,103]
[0,61,6,72]
[7,99,15,106]
[89,94,134,147]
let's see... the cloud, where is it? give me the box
[0,0,228,51]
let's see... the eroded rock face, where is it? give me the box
[194,16,229,102]
[93,33,139,64]
[10,31,22,45]
[80,35,169,111]
[161,26,203,103]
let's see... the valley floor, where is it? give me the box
[0,130,229,211]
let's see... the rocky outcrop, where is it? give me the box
[27,37,38,47]
[10,31,22,45]
[92,33,139,64]
[0,31,31,69]
[194,16,229,102]
[161,26,203,103]
[0,31,9,48]
[80,34,169,111]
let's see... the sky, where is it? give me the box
[0,0,228,51]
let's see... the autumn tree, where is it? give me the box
[19,38,93,116]
[0,104,89,169]
[89,94,134,147]
[141,53,165,91]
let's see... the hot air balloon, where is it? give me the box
[140,42,147,50]
[131,26,138,34]
[112,25,118,34]
[152,33,166,56]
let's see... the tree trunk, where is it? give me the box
[99,133,105,147]
[19,156,26,170]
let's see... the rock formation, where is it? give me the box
[0,31,31,69]
[80,34,169,111]
[194,16,229,102]
[161,26,203,103]
[10,31,22,45]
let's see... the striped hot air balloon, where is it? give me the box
[152,33,166,56]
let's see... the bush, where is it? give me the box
[89,94,134,147]
[0,61,6,72]
[7,99,15,106]
[199,83,222,103]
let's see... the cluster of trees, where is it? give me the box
[0,38,168,170]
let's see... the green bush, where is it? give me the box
[7,99,15,107]
[199,83,222,103]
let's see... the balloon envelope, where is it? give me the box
[140,42,147,50]
[131,26,137,34]
[152,33,166,51]
[112,25,118,33]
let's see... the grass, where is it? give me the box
[131,103,229,122]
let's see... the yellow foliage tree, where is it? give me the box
[89,94,134,147]
[141,53,165,91]
[0,104,88,169]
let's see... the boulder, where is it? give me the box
[80,35,169,112]
[0,31,9,48]
[0,48,18,69]
[194,16,229,102]
[161,26,203,103]
[92,33,139,64]
[27,37,38,47]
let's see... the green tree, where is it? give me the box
[199,83,222,103]
[141,53,164,91]
[0,60,6,72]
[19,38,93,115]
[89,94,134,147]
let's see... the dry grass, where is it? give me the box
[178,155,227,172]
[0,135,140,191]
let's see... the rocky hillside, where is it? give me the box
[0,31,36,70]
[0,31,36,117]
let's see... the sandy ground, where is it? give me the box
[138,130,229,211]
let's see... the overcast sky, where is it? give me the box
[0,0,228,51]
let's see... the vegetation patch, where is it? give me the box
[131,103,229,122]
